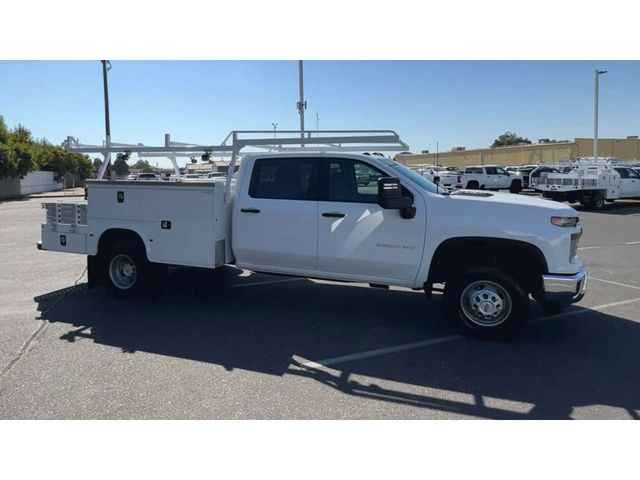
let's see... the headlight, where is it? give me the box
[551,216,579,227]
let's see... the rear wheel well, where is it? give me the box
[97,229,147,258]
[427,237,548,299]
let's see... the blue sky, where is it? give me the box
[1,60,639,166]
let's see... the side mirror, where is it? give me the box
[378,177,414,219]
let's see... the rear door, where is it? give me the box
[234,157,319,273]
[316,158,426,283]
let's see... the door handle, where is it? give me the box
[322,212,346,218]
[241,208,261,213]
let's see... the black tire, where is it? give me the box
[443,267,530,340]
[466,181,479,190]
[589,192,606,210]
[509,180,522,194]
[102,238,161,299]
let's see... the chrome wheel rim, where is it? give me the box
[460,280,512,327]
[109,254,137,290]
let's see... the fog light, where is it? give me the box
[570,232,581,260]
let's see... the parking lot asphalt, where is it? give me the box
[1,195,640,419]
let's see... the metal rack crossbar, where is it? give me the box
[64,129,409,201]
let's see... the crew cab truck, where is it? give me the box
[38,152,586,340]
[537,163,640,210]
[461,165,523,193]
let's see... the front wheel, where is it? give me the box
[509,180,522,194]
[443,267,530,340]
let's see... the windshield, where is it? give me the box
[383,159,446,194]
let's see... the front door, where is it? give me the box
[316,158,426,284]
[619,168,640,197]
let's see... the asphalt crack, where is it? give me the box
[0,267,87,380]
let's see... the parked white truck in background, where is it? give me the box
[537,162,640,209]
[460,165,523,193]
[38,131,586,340]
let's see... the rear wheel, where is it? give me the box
[466,181,480,190]
[444,267,530,340]
[102,239,162,299]
[589,192,606,210]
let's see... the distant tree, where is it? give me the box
[74,154,95,179]
[112,152,131,177]
[93,157,103,170]
[0,118,37,178]
[491,132,532,148]
[0,116,94,180]
[0,116,9,143]
[132,159,154,173]
[12,124,33,143]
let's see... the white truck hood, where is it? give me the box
[448,190,577,214]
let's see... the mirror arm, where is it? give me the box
[400,205,416,219]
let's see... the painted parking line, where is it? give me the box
[579,241,640,250]
[232,277,305,288]
[590,276,640,291]
[300,296,640,369]
[300,335,463,368]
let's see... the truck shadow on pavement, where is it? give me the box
[574,201,640,216]
[34,266,640,419]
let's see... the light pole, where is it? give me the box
[272,122,278,139]
[297,60,307,142]
[594,69,607,161]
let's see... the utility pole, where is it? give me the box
[97,60,112,179]
[297,60,307,143]
[436,141,439,166]
[594,69,607,161]
[272,122,278,139]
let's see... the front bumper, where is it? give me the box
[542,268,588,306]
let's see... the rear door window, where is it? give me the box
[249,158,319,200]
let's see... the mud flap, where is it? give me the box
[87,255,103,289]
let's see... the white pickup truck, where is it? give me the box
[418,166,461,189]
[460,165,523,193]
[38,151,586,340]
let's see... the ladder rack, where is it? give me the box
[64,129,410,201]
